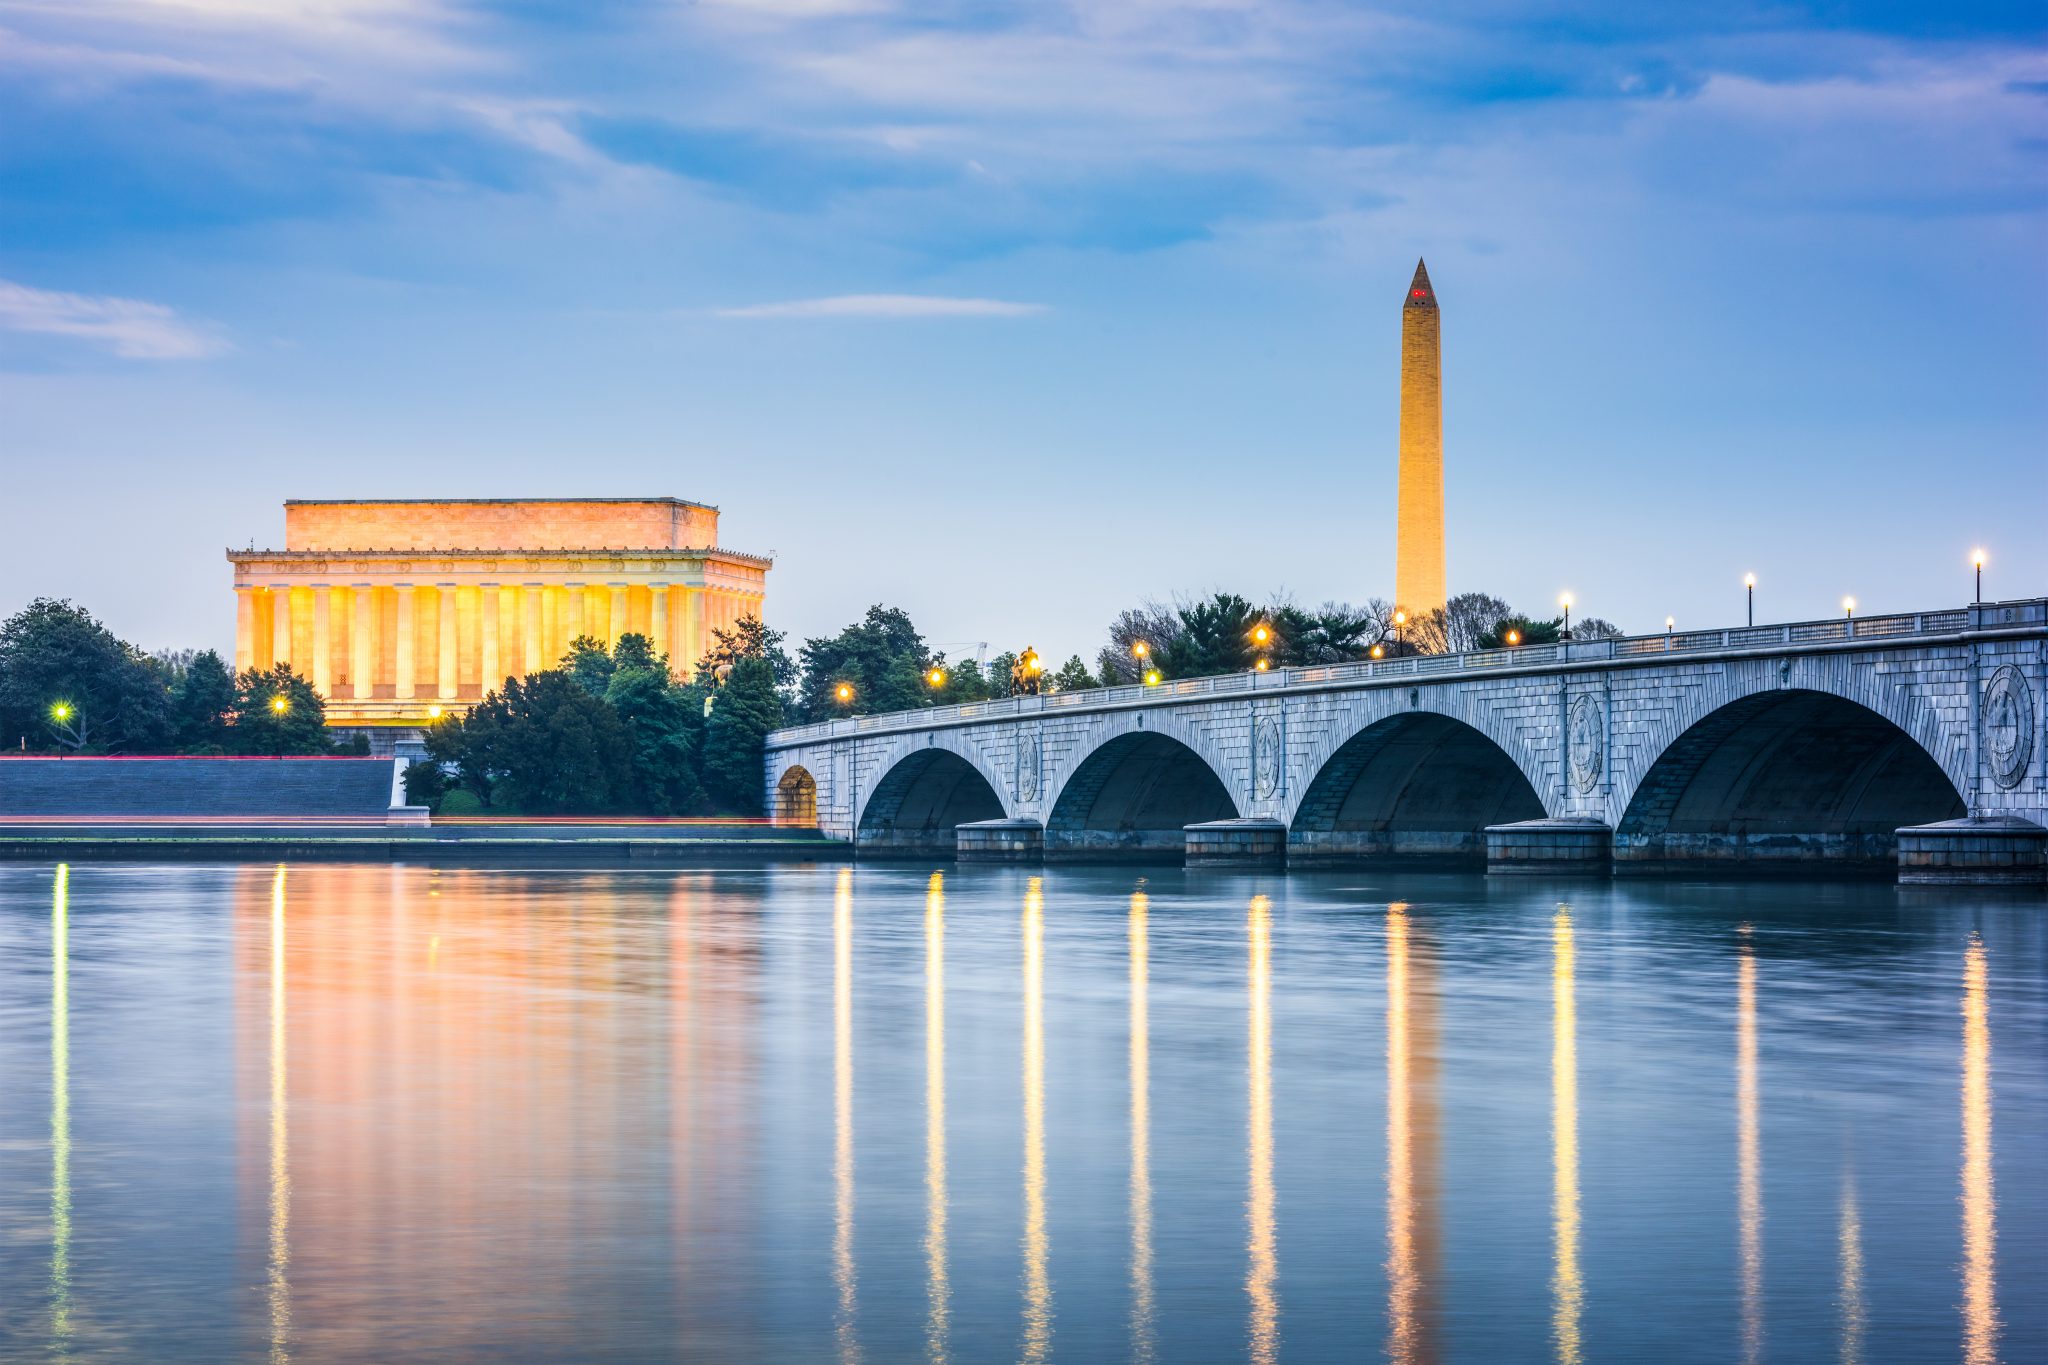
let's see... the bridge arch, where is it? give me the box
[1045,713,1240,860]
[1614,686,1965,872]
[774,764,818,826]
[855,731,1012,856]
[1287,710,1548,864]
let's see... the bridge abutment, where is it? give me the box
[1897,818,2048,887]
[1185,819,1287,867]
[1486,818,1614,875]
[956,818,1045,863]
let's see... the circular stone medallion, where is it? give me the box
[1567,694,1604,794]
[1983,664,2034,790]
[1016,732,1042,802]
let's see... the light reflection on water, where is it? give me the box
[0,862,2041,1364]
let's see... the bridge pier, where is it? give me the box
[1897,818,2048,887]
[1486,818,1614,875]
[955,818,1044,863]
[1184,819,1287,867]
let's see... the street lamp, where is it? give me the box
[1973,549,1986,604]
[835,682,855,707]
[271,695,290,715]
[1503,631,1520,648]
[1744,573,1756,627]
[1843,596,1856,621]
[51,702,72,723]
[926,666,947,690]
[1559,593,1573,639]
[1142,668,1162,686]
[1393,610,1407,654]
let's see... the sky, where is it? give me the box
[1,0,2043,668]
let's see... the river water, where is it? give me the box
[0,862,2041,1363]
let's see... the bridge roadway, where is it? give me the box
[765,599,2048,885]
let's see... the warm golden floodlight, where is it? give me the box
[927,667,947,688]
[836,682,854,703]
[1370,644,1385,659]
[1504,630,1520,647]
[1255,658,1270,672]
[1142,669,1162,686]
[1392,610,1407,627]
[270,696,290,715]
[1251,624,1270,645]
[427,705,443,720]
[1132,640,1149,659]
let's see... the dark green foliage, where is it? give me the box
[403,758,448,807]
[1096,603,1183,684]
[1049,655,1097,692]
[934,655,992,704]
[605,655,704,814]
[233,664,333,754]
[431,670,633,813]
[0,598,171,752]
[170,650,238,752]
[703,656,786,815]
[1162,593,1260,677]
[985,651,1019,697]
[797,605,933,720]
[1476,616,1562,649]
[563,635,616,696]
[697,615,797,692]
[437,788,484,817]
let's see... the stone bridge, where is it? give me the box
[765,600,2048,884]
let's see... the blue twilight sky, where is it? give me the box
[1,0,2043,666]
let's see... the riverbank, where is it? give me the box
[0,819,851,863]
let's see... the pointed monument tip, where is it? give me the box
[1405,258,1436,309]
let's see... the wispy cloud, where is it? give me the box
[0,278,227,358]
[715,293,1047,318]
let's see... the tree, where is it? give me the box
[985,651,1020,698]
[932,654,992,704]
[171,650,238,752]
[0,599,171,752]
[697,614,797,693]
[233,664,332,754]
[1163,593,1261,678]
[1096,602,1184,683]
[797,605,933,720]
[1049,655,1096,692]
[1410,593,1514,655]
[703,656,786,815]
[1270,600,1390,665]
[563,635,617,697]
[605,653,704,814]
[429,671,633,813]
[1476,615,1562,649]
[1573,617,1625,642]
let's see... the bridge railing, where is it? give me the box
[767,600,2037,746]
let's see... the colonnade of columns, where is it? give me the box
[234,580,763,703]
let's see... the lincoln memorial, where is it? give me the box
[229,498,771,735]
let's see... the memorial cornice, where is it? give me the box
[227,545,773,570]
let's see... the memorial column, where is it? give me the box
[235,587,256,674]
[395,586,416,699]
[649,584,670,670]
[311,588,333,696]
[679,586,702,676]
[352,586,375,698]
[480,583,501,694]
[437,584,459,700]
[270,587,294,672]
[565,582,585,650]
[522,584,544,677]
[609,583,629,647]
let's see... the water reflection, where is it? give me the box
[49,863,72,1345]
[1128,887,1155,1364]
[1551,905,1582,1365]
[833,867,860,1363]
[268,866,293,1363]
[1384,902,1440,1364]
[1246,894,1278,1364]
[924,872,950,1363]
[1736,923,1763,1365]
[1960,933,1999,1365]
[1020,876,1052,1363]
[1837,1165,1863,1365]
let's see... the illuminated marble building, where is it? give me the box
[229,498,770,734]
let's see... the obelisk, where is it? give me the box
[1394,259,1445,619]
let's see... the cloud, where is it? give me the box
[715,293,1048,318]
[0,278,227,358]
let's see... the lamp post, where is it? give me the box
[1393,610,1407,655]
[1559,593,1573,640]
[1842,596,1855,621]
[1504,630,1520,648]
[1666,615,1675,651]
[1250,622,1271,673]
[1744,573,1756,628]
[1973,549,1986,605]
[835,682,855,710]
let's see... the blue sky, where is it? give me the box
[1,0,2042,665]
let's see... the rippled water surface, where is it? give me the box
[0,862,2042,1363]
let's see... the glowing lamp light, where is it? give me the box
[835,683,854,703]
[1370,644,1385,659]
[1142,669,1162,687]
[1666,616,1676,630]
[927,667,947,688]
[270,696,290,715]
[1972,549,1986,569]
[1255,658,1270,672]
[1843,596,1856,618]
[1559,593,1573,610]
[1744,573,1756,588]
[1504,631,1520,647]
[1393,610,1407,627]
[427,705,443,720]
[51,702,73,722]
[1132,641,1150,659]
[1252,624,1271,645]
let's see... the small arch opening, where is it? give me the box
[1615,689,1964,874]
[775,765,818,827]
[1289,712,1545,865]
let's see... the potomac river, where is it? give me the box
[0,862,2040,1363]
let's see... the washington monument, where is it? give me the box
[1394,259,1445,618]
